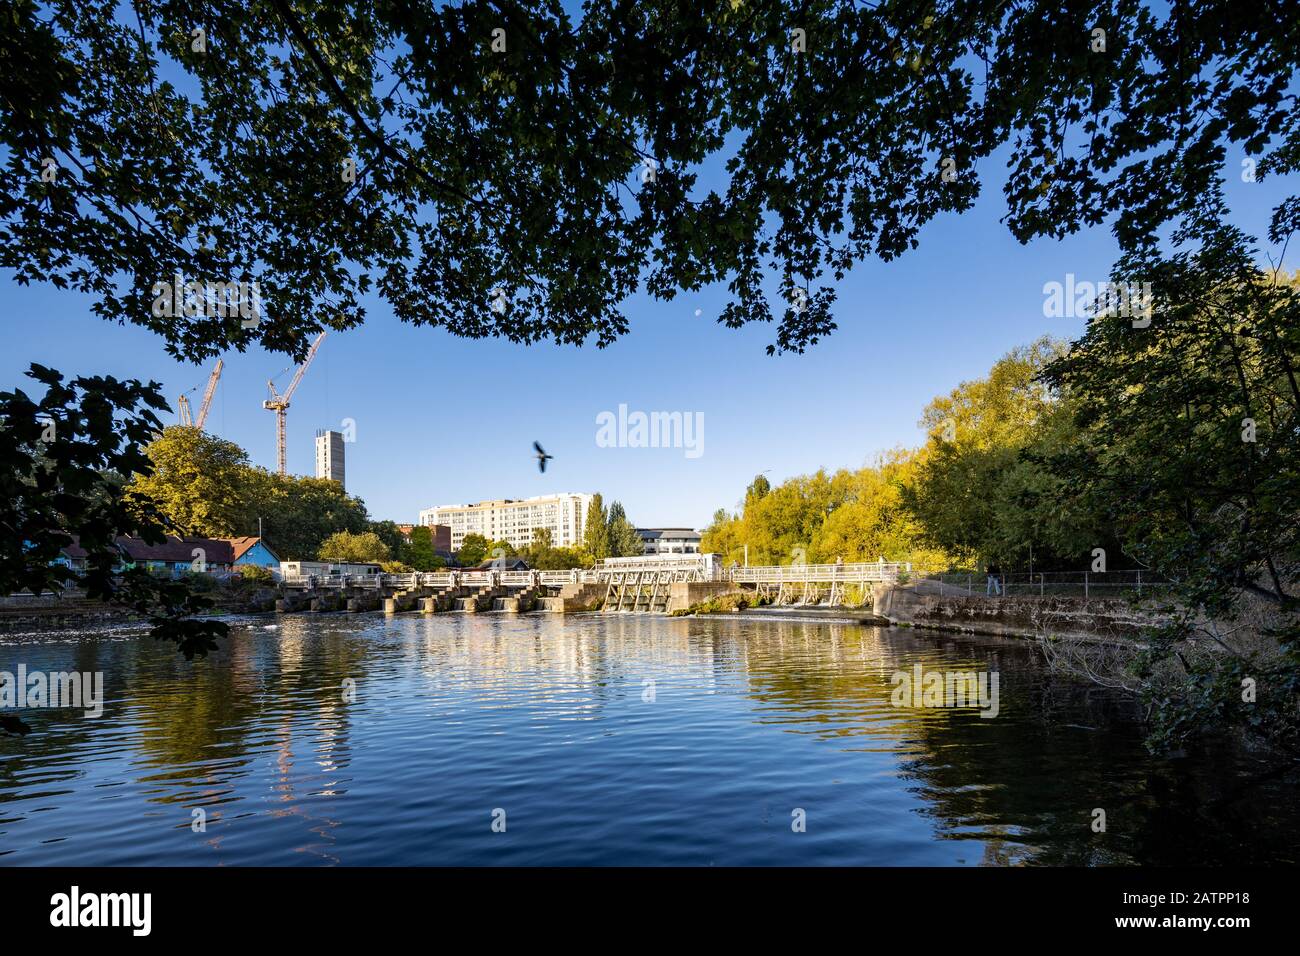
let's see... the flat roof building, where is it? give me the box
[637,527,701,555]
[419,493,593,551]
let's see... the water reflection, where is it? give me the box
[0,613,1295,865]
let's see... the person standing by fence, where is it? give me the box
[986,562,1003,596]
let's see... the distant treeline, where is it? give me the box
[702,336,1106,573]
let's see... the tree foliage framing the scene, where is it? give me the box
[1,1,1295,361]
[0,367,229,677]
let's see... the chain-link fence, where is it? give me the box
[922,569,1171,599]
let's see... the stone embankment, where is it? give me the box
[873,579,1168,642]
[671,578,1169,643]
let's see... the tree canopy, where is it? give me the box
[703,458,949,571]
[126,426,372,559]
[317,530,391,564]
[127,426,259,537]
[583,494,610,559]
[1042,239,1300,748]
[3,1,1294,360]
[455,533,491,567]
[400,524,446,570]
[520,527,588,569]
[605,500,643,557]
[903,336,1106,567]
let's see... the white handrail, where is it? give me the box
[280,560,911,589]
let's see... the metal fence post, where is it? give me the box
[1084,571,1089,600]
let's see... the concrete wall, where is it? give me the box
[553,581,604,612]
[666,582,734,613]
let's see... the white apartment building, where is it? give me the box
[418,493,594,551]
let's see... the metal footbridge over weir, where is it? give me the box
[597,555,911,611]
[278,555,912,614]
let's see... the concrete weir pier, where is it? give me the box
[273,556,913,616]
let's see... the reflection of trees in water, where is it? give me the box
[378,613,1299,865]
[0,636,166,806]
[5,614,1296,865]
[896,656,1299,865]
[146,616,356,860]
[1,616,360,857]
[130,615,360,776]
[694,617,1299,865]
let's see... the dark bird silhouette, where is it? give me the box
[533,441,553,473]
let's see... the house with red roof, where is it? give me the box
[55,535,279,578]
[223,536,281,571]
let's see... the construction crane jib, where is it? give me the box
[263,332,326,475]
[177,359,223,430]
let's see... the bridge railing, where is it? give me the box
[281,570,603,589]
[601,555,711,568]
[281,573,387,588]
[920,569,1171,598]
[600,554,723,580]
[279,561,913,590]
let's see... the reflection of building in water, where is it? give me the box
[235,614,359,863]
[266,676,351,863]
[412,615,713,712]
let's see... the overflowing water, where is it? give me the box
[1,612,1295,865]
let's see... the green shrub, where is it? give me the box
[183,570,218,592]
[235,564,274,586]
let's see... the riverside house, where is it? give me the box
[225,536,281,571]
[56,536,280,578]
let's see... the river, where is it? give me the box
[1,612,1296,865]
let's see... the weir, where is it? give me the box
[273,557,911,615]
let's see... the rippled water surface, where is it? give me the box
[2,613,1296,865]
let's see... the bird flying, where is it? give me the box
[533,441,553,473]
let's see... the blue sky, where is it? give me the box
[2,139,1292,530]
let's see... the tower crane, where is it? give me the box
[177,359,224,430]
[263,332,326,475]
[194,359,223,430]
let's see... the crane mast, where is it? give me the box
[194,358,223,430]
[262,332,326,476]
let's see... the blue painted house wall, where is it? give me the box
[235,541,280,569]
